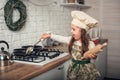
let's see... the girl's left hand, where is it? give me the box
[82,53,97,60]
[88,53,97,59]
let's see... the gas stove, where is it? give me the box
[11,45,69,65]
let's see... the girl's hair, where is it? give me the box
[68,29,90,55]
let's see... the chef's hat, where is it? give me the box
[71,11,98,31]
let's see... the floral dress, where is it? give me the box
[67,41,100,80]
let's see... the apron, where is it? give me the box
[67,41,100,80]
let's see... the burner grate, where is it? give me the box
[11,46,64,63]
[12,55,46,63]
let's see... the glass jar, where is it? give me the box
[67,0,75,3]
[77,0,84,4]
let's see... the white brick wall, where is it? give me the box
[1,0,120,79]
[0,0,77,52]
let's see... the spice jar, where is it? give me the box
[67,0,75,3]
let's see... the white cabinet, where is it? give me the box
[63,59,71,80]
[31,64,65,80]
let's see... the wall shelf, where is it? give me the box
[60,3,91,9]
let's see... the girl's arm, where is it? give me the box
[51,34,71,44]
[40,33,71,44]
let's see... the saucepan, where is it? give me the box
[13,45,42,56]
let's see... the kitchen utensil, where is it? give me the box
[22,45,42,49]
[26,40,42,54]
[0,40,13,67]
[81,42,107,59]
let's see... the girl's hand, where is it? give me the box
[81,43,107,60]
[40,33,51,40]
[82,53,97,60]
[87,53,97,59]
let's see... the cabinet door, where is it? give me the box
[31,64,64,80]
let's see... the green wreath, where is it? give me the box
[4,0,27,31]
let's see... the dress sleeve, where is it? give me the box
[51,34,71,44]
[89,41,95,50]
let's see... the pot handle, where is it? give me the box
[0,40,9,49]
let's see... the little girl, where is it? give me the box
[40,11,100,80]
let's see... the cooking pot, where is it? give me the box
[0,40,13,67]
[42,38,60,47]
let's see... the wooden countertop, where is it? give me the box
[0,44,70,80]
[0,54,71,80]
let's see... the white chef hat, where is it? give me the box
[71,19,89,31]
[71,11,98,31]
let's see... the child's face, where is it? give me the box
[71,24,81,41]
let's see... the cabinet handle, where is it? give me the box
[58,66,64,70]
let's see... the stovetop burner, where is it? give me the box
[12,55,45,63]
[11,45,64,63]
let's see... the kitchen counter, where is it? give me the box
[0,44,70,80]
[0,39,107,80]
[0,54,71,80]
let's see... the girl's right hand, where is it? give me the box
[40,33,51,40]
